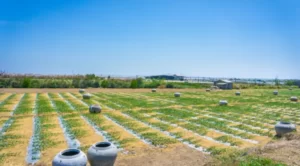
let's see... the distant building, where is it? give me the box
[145,74,184,81]
[214,79,233,90]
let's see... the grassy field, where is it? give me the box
[0,89,299,165]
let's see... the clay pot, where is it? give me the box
[83,93,91,99]
[87,142,118,166]
[174,92,181,97]
[291,96,298,102]
[89,105,101,113]
[152,89,157,92]
[273,91,278,95]
[235,91,241,96]
[79,89,85,94]
[52,149,87,166]
[219,100,228,106]
[275,121,296,136]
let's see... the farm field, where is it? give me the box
[0,89,299,166]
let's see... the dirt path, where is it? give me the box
[116,144,212,166]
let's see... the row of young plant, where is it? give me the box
[67,93,178,147]
[198,105,276,126]
[104,111,177,146]
[81,92,263,144]
[0,94,28,164]
[139,108,259,144]
[105,92,171,108]
[58,93,124,148]
[0,94,25,133]
[176,107,273,137]
[141,111,247,146]
[27,93,65,164]
[201,112,272,131]
[122,110,237,149]
[121,111,210,151]
[256,106,300,124]
[92,93,135,110]
[59,93,87,111]
[139,92,218,106]
[0,94,16,112]
[86,94,118,110]
[92,93,145,109]
[247,105,296,123]
[81,93,248,147]
[129,92,177,104]
[94,92,273,137]
[48,93,83,149]
[13,93,34,114]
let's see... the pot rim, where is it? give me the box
[92,142,114,150]
[59,148,83,159]
[279,121,292,125]
[90,104,101,108]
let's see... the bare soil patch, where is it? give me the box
[247,133,300,166]
[116,145,212,166]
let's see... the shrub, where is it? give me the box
[101,80,108,88]
[22,78,31,88]
[166,83,174,88]
[130,80,138,89]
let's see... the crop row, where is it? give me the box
[64,93,147,149]
[105,111,177,146]
[123,110,236,149]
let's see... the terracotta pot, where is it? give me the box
[275,121,296,136]
[89,105,101,113]
[52,149,87,166]
[83,93,91,99]
[291,96,298,102]
[174,92,181,97]
[87,142,118,166]
[219,100,228,106]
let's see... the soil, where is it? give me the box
[116,144,212,166]
[245,133,300,166]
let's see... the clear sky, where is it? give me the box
[0,0,299,79]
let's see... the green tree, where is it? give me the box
[130,79,138,88]
[285,80,295,86]
[136,77,144,88]
[22,78,31,88]
[93,81,100,88]
[101,80,108,88]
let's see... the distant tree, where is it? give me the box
[101,80,108,88]
[30,79,40,88]
[136,78,144,88]
[130,79,138,89]
[22,78,31,88]
[166,83,174,88]
[85,74,96,80]
[93,81,100,88]
[285,80,295,86]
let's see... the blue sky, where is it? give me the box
[0,0,299,79]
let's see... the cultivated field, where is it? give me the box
[0,89,299,166]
